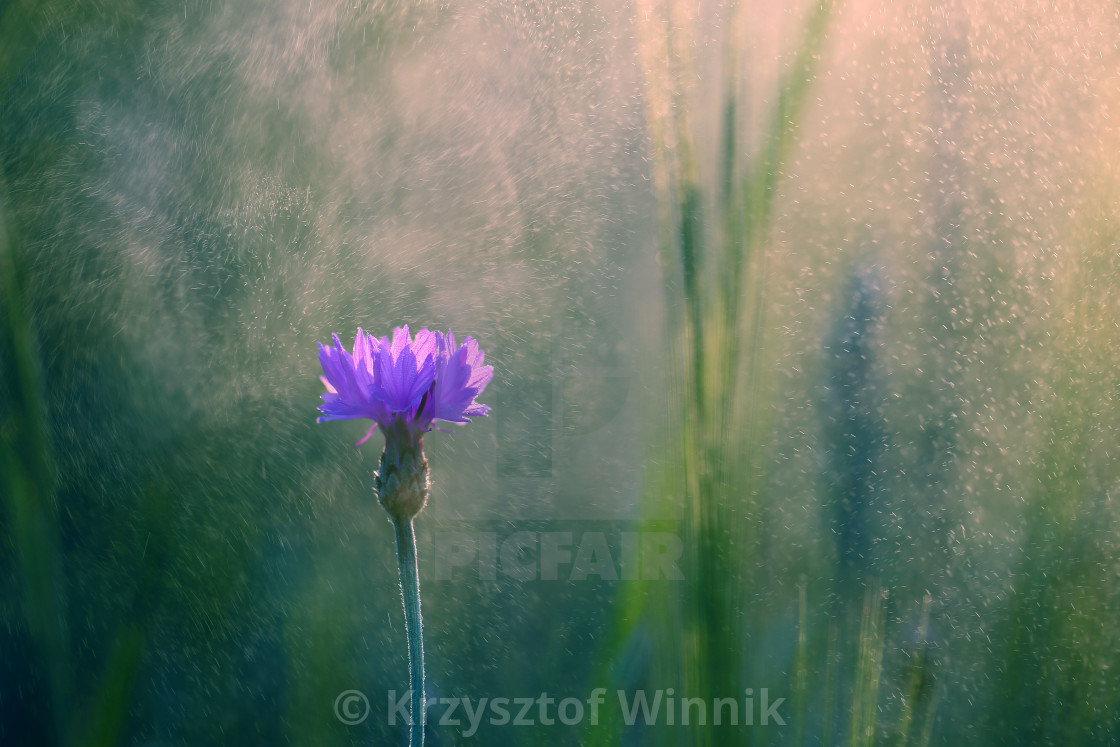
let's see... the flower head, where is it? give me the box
[317,325,493,446]
[317,325,492,519]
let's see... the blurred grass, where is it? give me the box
[1,184,161,747]
[982,186,1120,746]
[591,1,1120,746]
[849,583,884,747]
[1,185,72,745]
[588,1,838,745]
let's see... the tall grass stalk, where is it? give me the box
[587,1,837,744]
[849,583,885,747]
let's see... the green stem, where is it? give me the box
[393,517,425,747]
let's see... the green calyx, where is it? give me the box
[375,448,430,520]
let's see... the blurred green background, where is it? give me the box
[3,0,1120,744]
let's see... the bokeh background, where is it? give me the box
[3,0,1120,744]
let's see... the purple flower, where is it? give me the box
[317,325,493,448]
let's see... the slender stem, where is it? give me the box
[393,516,425,747]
